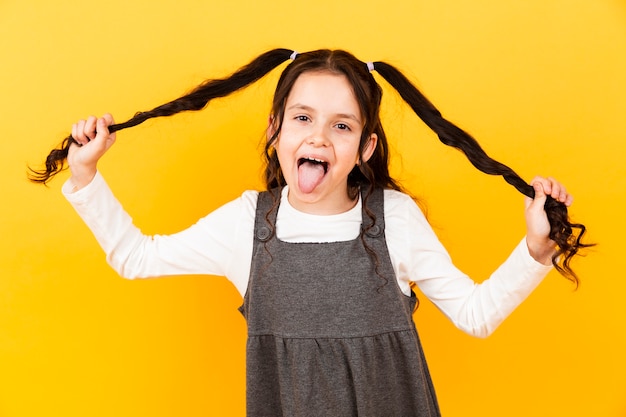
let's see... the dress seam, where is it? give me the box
[247,327,417,340]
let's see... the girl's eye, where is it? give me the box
[336,123,351,131]
[296,115,310,122]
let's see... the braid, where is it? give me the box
[28,48,293,184]
[30,47,592,285]
[373,61,592,286]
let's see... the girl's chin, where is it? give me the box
[287,184,356,214]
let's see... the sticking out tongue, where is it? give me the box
[298,160,326,194]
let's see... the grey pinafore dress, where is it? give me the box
[239,188,441,416]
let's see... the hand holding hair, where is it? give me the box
[67,114,117,191]
[524,176,573,265]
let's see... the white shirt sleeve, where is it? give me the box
[62,172,256,296]
[384,189,553,338]
[62,176,551,338]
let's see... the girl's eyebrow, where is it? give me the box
[287,103,362,124]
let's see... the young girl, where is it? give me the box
[32,49,587,416]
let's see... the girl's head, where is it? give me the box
[263,50,398,213]
[264,50,399,209]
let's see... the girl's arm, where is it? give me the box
[387,181,572,338]
[63,115,255,294]
[63,169,256,295]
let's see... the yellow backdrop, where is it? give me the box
[1,0,624,416]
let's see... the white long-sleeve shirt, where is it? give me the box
[63,172,552,338]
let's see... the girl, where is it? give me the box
[31,49,587,416]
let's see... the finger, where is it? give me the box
[532,181,547,204]
[555,185,574,207]
[531,176,564,203]
[84,116,98,141]
[72,119,88,145]
[546,177,560,201]
[87,116,117,154]
[95,117,110,139]
[533,176,574,207]
[526,180,548,213]
[546,177,574,205]
[101,113,115,126]
[97,114,116,141]
[531,175,551,194]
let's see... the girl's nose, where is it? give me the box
[306,126,330,147]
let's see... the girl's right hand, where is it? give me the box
[68,114,116,190]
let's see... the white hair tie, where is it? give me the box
[290,50,298,61]
[366,62,375,72]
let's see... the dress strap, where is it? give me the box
[361,187,385,238]
[254,188,281,242]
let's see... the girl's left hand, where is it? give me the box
[524,176,574,265]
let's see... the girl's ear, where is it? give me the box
[360,133,378,164]
[266,115,277,143]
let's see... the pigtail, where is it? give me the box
[373,61,591,286]
[28,48,294,184]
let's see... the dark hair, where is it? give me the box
[263,50,402,195]
[28,48,591,286]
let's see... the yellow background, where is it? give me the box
[1,0,625,416]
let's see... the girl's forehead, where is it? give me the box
[285,71,361,114]
[291,70,350,88]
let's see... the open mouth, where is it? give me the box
[297,157,329,173]
[297,157,329,193]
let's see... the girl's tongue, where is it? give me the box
[298,160,326,194]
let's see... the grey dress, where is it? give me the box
[239,188,441,416]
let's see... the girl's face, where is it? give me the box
[270,71,377,215]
